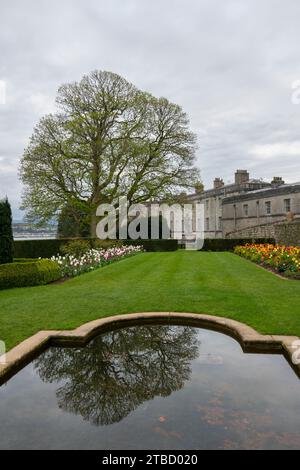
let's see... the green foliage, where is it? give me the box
[194,182,204,193]
[60,240,91,257]
[14,237,276,257]
[92,239,122,250]
[13,238,178,258]
[20,70,200,235]
[13,239,69,258]
[14,258,38,263]
[200,238,275,252]
[0,198,14,264]
[0,259,61,290]
[57,203,90,238]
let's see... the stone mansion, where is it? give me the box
[187,170,300,240]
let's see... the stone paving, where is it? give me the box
[0,312,299,383]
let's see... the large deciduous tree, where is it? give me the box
[20,70,200,236]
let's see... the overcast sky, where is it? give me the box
[1,0,300,219]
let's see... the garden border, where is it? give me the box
[0,312,299,383]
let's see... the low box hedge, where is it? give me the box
[13,238,178,258]
[200,238,276,252]
[0,259,62,290]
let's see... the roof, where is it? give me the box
[222,183,300,204]
[187,180,271,201]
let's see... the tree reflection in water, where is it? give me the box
[34,325,199,426]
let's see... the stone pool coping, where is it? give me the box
[0,312,299,383]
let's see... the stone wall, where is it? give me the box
[226,219,300,246]
[274,221,300,246]
[222,183,300,236]
[226,222,276,240]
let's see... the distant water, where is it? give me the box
[14,236,56,241]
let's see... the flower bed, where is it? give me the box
[234,244,300,279]
[51,245,143,278]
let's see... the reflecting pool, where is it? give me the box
[0,324,299,450]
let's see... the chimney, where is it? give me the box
[235,170,249,185]
[214,178,224,189]
[271,177,285,187]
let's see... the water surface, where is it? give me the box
[0,324,299,450]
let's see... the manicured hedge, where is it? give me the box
[13,238,178,258]
[200,238,276,252]
[13,239,69,259]
[0,259,62,290]
[14,237,277,257]
[14,258,38,263]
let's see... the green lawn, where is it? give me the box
[0,251,300,351]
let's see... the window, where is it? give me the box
[284,199,291,213]
[256,201,260,215]
[205,200,209,211]
[218,217,222,230]
[243,204,249,217]
[205,217,210,231]
[265,201,271,215]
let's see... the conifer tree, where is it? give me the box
[0,198,14,264]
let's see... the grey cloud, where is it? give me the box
[0,0,300,217]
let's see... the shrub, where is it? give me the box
[92,239,122,250]
[60,239,91,257]
[13,239,68,259]
[13,238,178,258]
[14,258,37,263]
[200,238,275,252]
[0,259,62,290]
[57,203,90,238]
[0,198,14,264]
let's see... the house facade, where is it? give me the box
[222,182,300,238]
[185,170,300,240]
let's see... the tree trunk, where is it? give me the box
[90,211,98,238]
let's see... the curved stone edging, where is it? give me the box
[0,312,299,383]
